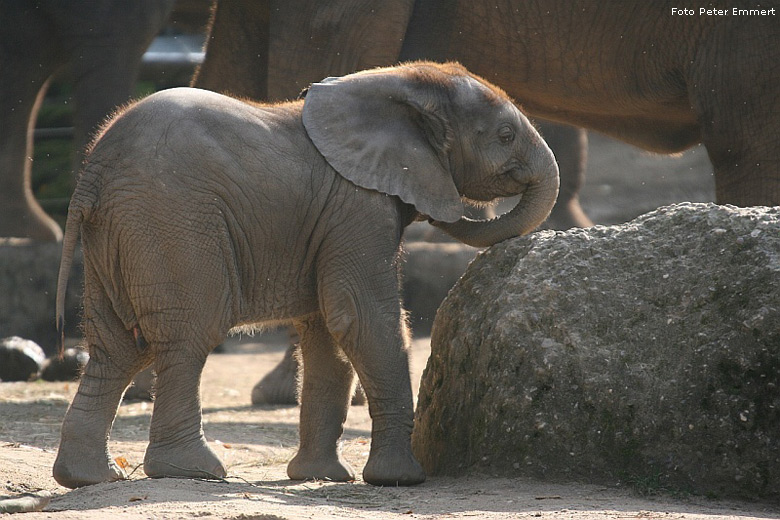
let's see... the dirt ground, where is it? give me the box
[2,135,779,519]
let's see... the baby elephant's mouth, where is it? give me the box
[462,165,530,202]
[494,165,533,198]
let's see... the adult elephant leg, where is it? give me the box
[69,41,155,178]
[317,242,425,486]
[192,0,269,98]
[0,57,63,241]
[688,27,779,207]
[692,84,779,206]
[123,365,155,401]
[708,132,780,207]
[287,313,357,481]
[251,331,301,405]
[53,264,151,488]
[251,338,366,406]
[539,122,593,230]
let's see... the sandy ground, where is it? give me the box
[2,135,778,519]
[2,338,779,519]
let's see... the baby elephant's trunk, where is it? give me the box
[433,145,560,248]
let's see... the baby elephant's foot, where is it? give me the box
[144,437,226,480]
[363,447,426,486]
[53,446,127,488]
[287,449,356,482]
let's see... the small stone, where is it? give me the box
[40,348,89,382]
[0,337,45,381]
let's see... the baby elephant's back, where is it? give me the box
[82,88,315,224]
[76,87,332,291]
[87,88,272,195]
[73,90,270,329]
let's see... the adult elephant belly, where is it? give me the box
[403,0,704,156]
[523,101,703,155]
[457,51,703,155]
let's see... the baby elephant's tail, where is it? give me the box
[56,184,95,358]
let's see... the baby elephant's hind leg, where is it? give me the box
[53,279,151,488]
[287,313,357,482]
[133,230,231,480]
[142,330,226,480]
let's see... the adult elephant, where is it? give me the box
[196,0,779,212]
[401,0,780,207]
[0,0,175,241]
[193,0,779,403]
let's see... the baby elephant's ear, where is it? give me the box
[302,69,463,223]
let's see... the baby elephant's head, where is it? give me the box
[302,61,559,248]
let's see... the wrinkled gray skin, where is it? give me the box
[0,0,175,241]
[195,0,779,406]
[52,62,559,488]
[194,0,588,407]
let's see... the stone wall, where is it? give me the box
[413,203,780,499]
[0,239,83,355]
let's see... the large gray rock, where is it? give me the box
[0,239,83,355]
[413,203,780,499]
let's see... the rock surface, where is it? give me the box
[413,203,780,499]
[0,239,83,355]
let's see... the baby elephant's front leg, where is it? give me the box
[287,314,357,482]
[355,340,424,487]
[319,270,426,486]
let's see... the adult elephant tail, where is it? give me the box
[431,146,560,248]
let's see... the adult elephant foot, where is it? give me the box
[143,437,226,480]
[251,345,366,406]
[53,442,127,488]
[251,345,299,405]
[287,449,356,482]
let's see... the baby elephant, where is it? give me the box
[53,61,559,488]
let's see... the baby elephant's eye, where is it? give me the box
[498,125,515,144]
